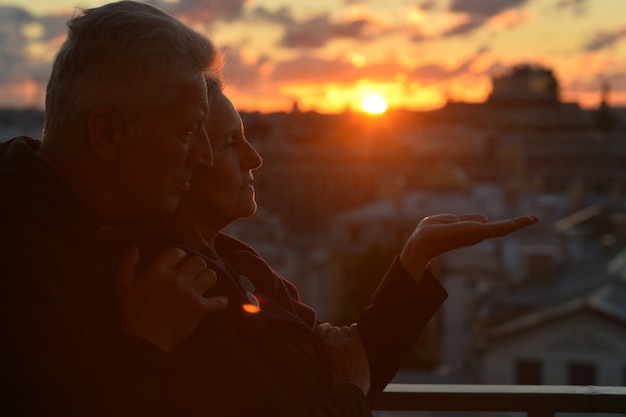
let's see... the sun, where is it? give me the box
[361,94,387,114]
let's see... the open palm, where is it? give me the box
[400,213,539,279]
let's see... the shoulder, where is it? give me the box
[215,233,261,257]
[0,136,42,163]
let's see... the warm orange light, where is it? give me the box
[242,304,261,314]
[361,94,387,114]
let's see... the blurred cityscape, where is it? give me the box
[3,63,626,388]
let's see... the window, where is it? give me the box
[516,359,542,385]
[568,362,595,385]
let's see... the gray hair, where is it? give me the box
[206,75,225,114]
[42,0,218,155]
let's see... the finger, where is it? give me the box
[317,323,333,331]
[337,325,352,340]
[117,245,139,290]
[326,325,352,345]
[348,323,359,336]
[483,216,539,238]
[152,247,187,271]
[316,323,332,338]
[199,295,229,312]
[326,328,340,344]
[194,269,218,294]
[176,255,208,281]
[349,324,365,346]
[424,213,459,224]
[512,215,540,227]
[499,215,540,232]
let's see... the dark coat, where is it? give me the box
[0,136,447,417]
[0,137,170,417]
[139,231,448,417]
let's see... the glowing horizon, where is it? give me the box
[1,0,626,113]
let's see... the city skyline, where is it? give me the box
[1,0,626,113]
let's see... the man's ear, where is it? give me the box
[87,108,124,163]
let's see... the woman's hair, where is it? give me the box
[206,75,225,115]
[42,0,219,155]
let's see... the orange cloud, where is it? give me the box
[488,9,532,30]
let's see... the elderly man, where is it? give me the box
[0,2,226,416]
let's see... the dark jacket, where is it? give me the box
[139,231,447,417]
[0,137,170,417]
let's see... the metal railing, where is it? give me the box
[372,384,626,416]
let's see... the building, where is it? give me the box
[479,277,626,386]
[476,199,626,388]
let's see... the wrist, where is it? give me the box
[399,250,431,282]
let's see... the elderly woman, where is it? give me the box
[140,77,538,416]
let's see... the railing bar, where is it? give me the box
[527,410,554,417]
[372,384,626,413]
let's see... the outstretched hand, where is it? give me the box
[400,213,539,280]
[116,246,228,353]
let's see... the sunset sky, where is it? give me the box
[1,0,626,113]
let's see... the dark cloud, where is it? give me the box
[555,0,587,12]
[441,16,487,38]
[271,54,401,84]
[250,6,380,49]
[270,48,491,87]
[0,4,32,24]
[449,0,529,17]
[0,6,37,82]
[419,1,439,12]
[272,55,363,83]
[554,0,588,17]
[150,0,248,24]
[583,27,626,52]
[439,0,530,38]
[281,15,373,48]
[250,6,294,25]
[410,47,489,84]
[409,29,430,42]
[38,14,71,42]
